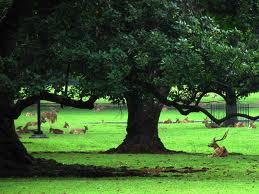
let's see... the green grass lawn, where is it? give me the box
[1,107,258,194]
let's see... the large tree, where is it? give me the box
[0,0,97,175]
[195,0,259,125]
[49,0,258,153]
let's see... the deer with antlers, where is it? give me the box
[208,130,229,157]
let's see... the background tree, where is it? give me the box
[49,0,258,153]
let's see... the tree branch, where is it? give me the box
[1,92,98,119]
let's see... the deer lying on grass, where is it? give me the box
[69,126,88,134]
[25,112,36,117]
[248,121,256,129]
[63,122,70,128]
[49,128,64,134]
[176,117,193,123]
[17,128,32,134]
[208,130,229,157]
[182,117,193,123]
[163,119,172,124]
[234,122,245,128]
[204,119,220,128]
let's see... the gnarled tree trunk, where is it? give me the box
[0,96,33,176]
[223,90,238,127]
[108,93,170,153]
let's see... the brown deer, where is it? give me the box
[234,122,245,128]
[162,106,168,111]
[204,119,220,128]
[248,121,256,129]
[49,128,64,134]
[23,117,47,130]
[208,130,229,157]
[182,117,193,123]
[69,126,88,134]
[17,128,31,134]
[202,117,209,123]
[63,122,70,128]
[41,109,58,124]
[163,119,172,124]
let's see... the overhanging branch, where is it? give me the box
[2,92,98,119]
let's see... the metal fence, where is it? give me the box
[209,103,250,122]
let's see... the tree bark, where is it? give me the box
[0,96,33,176]
[0,0,33,176]
[223,90,238,126]
[108,93,170,153]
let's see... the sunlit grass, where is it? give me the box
[2,106,258,194]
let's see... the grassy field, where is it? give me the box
[0,107,258,194]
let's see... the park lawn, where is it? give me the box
[1,108,258,194]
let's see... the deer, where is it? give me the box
[69,126,88,134]
[25,112,36,117]
[49,128,64,134]
[182,117,193,123]
[176,117,193,123]
[208,130,229,157]
[41,109,58,124]
[22,116,47,130]
[248,121,256,129]
[63,122,70,128]
[234,122,245,128]
[162,106,168,111]
[163,119,172,124]
[204,119,220,128]
[17,128,32,134]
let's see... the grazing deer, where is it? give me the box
[69,126,88,134]
[63,122,70,128]
[49,128,64,134]
[25,112,36,117]
[208,130,229,157]
[248,121,256,129]
[204,120,220,128]
[163,119,172,124]
[234,122,245,128]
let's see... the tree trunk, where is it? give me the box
[0,96,33,176]
[223,90,238,127]
[108,94,170,153]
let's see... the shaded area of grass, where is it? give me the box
[1,152,258,194]
[2,106,258,194]
[0,177,257,194]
